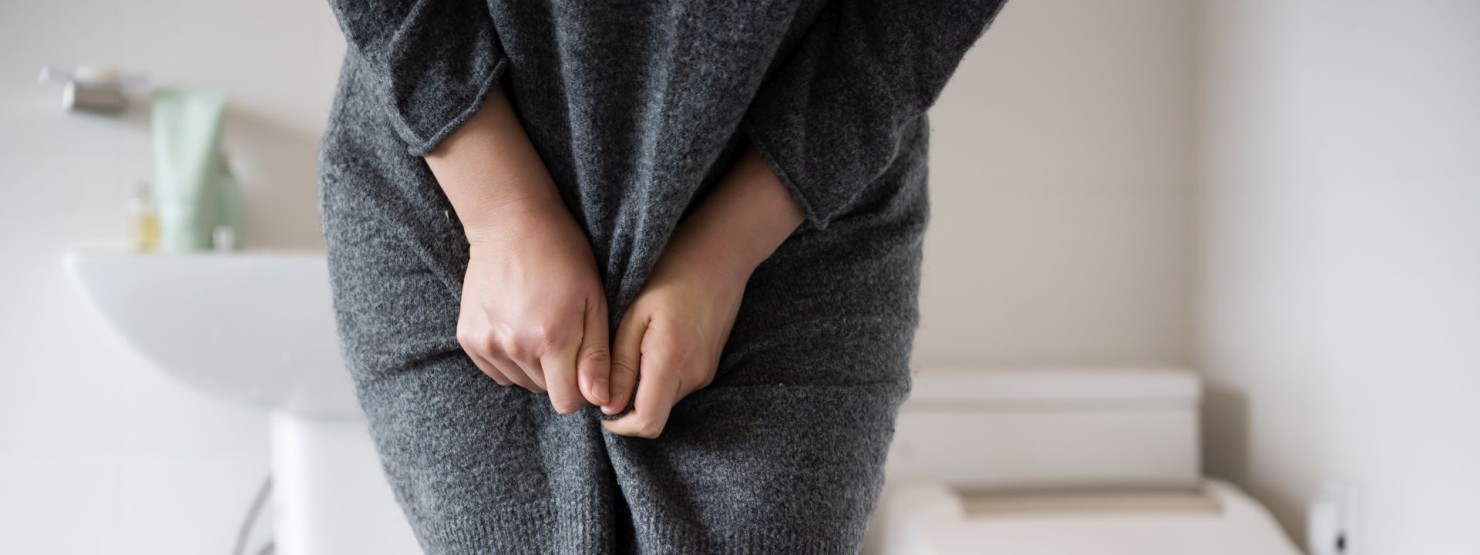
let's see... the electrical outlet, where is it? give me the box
[1307,482,1362,555]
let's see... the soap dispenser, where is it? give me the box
[127,180,159,252]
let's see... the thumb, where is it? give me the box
[576,295,612,406]
[604,307,646,416]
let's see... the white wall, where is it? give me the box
[0,0,343,552]
[918,0,1197,367]
[1198,0,1480,552]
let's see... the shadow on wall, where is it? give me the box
[1203,383,1314,545]
[225,105,325,250]
[1202,383,1248,482]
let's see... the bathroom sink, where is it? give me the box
[64,247,356,415]
[65,247,420,555]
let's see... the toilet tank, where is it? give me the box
[885,367,1202,491]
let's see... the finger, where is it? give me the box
[577,296,612,407]
[466,350,511,386]
[541,343,584,415]
[490,349,542,392]
[510,353,547,393]
[604,310,647,416]
[602,354,682,439]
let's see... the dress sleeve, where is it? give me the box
[743,0,1009,229]
[327,0,509,156]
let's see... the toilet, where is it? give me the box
[866,367,1302,555]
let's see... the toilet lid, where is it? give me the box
[875,480,1303,555]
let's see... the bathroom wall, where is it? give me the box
[1198,0,1480,552]
[0,0,1199,553]
[0,0,343,552]
[916,0,1198,368]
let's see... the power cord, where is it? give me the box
[232,475,274,555]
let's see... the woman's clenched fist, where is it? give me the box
[457,196,611,414]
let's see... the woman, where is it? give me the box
[320,0,1006,552]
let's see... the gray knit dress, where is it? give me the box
[319,1,1005,552]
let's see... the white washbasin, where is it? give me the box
[64,247,419,554]
[64,247,357,415]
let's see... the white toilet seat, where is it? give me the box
[876,479,1303,555]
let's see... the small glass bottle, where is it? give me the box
[128,180,160,252]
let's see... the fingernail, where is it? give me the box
[592,377,610,405]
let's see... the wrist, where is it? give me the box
[658,148,804,284]
[658,228,762,292]
[460,189,570,247]
[425,85,574,248]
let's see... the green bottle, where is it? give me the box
[151,90,226,252]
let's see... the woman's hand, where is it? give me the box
[427,85,611,414]
[602,149,805,438]
[458,198,611,413]
[599,241,746,437]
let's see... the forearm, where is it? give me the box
[427,85,611,411]
[424,85,562,244]
[659,149,805,285]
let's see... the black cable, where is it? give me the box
[232,475,273,555]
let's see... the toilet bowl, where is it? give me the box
[866,367,1302,554]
